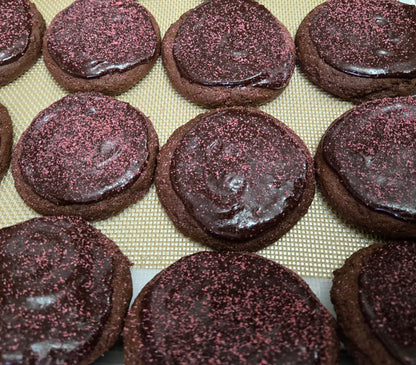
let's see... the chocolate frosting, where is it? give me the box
[47,0,158,79]
[310,0,416,78]
[137,251,335,364]
[359,242,416,364]
[323,97,416,221]
[0,216,113,364]
[173,0,295,89]
[170,108,309,242]
[19,92,149,205]
[0,0,32,66]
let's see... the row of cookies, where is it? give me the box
[3,0,416,105]
[1,216,413,364]
[2,92,416,249]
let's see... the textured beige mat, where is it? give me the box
[0,0,378,277]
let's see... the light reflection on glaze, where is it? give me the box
[170,108,308,242]
[19,92,149,205]
[323,97,416,221]
[173,0,295,89]
[47,0,158,79]
[310,0,416,78]
[0,216,113,364]
[0,0,32,65]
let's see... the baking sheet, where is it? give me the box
[0,0,390,362]
[0,0,380,279]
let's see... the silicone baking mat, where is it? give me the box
[0,0,379,278]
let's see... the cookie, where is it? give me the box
[295,0,416,103]
[156,107,315,251]
[331,241,416,364]
[0,0,45,87]
[12,92,159,221]
[124,251,339,365]
[315,96,416,238]
[0,215,132,365]
[0,102,13,181]
[162,0,295,108]
[43,0,161,95]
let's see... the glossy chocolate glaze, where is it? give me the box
[173,0,295,89]
[323,97,416,221]
[310,0,416,78]
[0,216,113,364]
[0,0,32,66]
[47,0,158,79]
[138,251,335,364]
[170,108,309,242]
[359,242,416,364]
[19,92,149,205]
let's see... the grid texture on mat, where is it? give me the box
[0,0,379,278]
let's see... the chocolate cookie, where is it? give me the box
[162,0,295,108]
[0,102,12,181]
[0,215,132,365]
[156,107,315,251]
[295,0,416,103]
[12,92,159,221]
[43,0,160,95]
[0,0,45,87]
[315,96,416,238]
[331,241,416,364]
[124,251,339,365]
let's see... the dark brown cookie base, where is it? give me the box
[12,110,159,221]
[295,4,416,103]
[162,9,292,108]
[331,243,402,365]
[315,128,416,239]
[0,0,45,87]
[0,103,13,181]
[42,8,161,96]
[155,107,315,251]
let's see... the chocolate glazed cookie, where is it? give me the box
[331,241,416,365]
[162,0,295,107]
[12,92,159,221]
[0,103,13,181]
[296,0,416,103]
[43,0,160,95]
[156,107,315,251]
[0,216,132,365]
[124,251,339,365]
[0,0,45,87]
[315,96,416,238]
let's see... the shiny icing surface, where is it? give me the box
[0,216,113,364]
[323,97,416,221]
[19,92,149,205]
[138,251,335,364]
[47,0,158,79]
[170,108,309,242]
[0,0,32,66]
[310,0,416,78]
[359,241,416,364]
[173,0,295,89]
